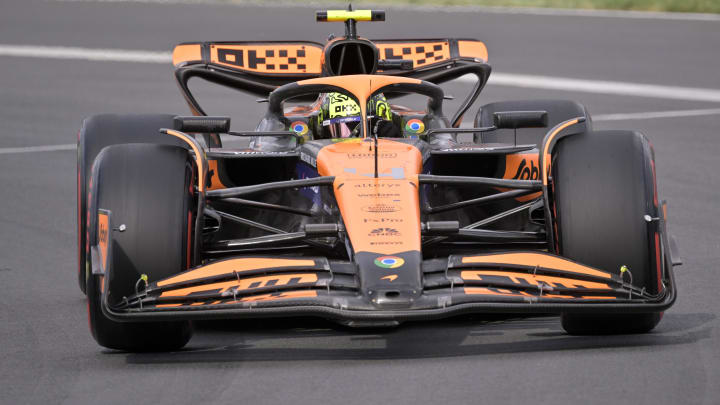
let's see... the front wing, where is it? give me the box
[96,230,676,323]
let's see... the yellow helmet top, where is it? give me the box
[316,92,393,138]
[325,92,361,120]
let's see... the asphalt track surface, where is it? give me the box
[1,1,719,404]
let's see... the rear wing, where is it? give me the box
[172,39,487,73]
[374,39,487,71]
[173,41,325,76]
[173,39,490,121]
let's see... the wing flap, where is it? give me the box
[173,41,325,75]
[374,38,488,70]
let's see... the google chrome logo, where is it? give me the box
[374,256,405,269]
[291,121,309,135]
[404,119,425,134]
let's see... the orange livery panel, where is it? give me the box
[172,42,325,75]
[157,257,319,287]
[457,40,488,62]
[172,44,202,66]
[159,273,319,298]
[375,41,451,69]
[461,270,613,290]
[460,252,613,279]
[502,153,543,202]
[209,43,323,75]
[374,39,488,69]
[317,138,423,255]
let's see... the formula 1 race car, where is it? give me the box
[77,9,678,351]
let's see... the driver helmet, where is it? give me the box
[318,92,362,138]
[317,93,393,138]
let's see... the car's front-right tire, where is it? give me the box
[77,114,184,294]
[86,143,194,351]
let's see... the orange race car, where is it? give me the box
[77,9,679,351]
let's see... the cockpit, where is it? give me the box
[251,74,452,150]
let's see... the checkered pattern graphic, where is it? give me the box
[211,44,322,74]
[377,42,450,68]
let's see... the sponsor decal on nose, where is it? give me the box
[374,256,405,269]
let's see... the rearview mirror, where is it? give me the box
[493,111,548,129]
[174,116,231,133]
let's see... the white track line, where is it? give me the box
[593,107,720,121]
[482,73,720,103]
[55,0,720,22]
[0,45,171,63]
[0,144,76,155]
[3,44,720,103]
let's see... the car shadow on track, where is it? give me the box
[123,312,714,364]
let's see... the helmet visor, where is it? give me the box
[323,115,362,138]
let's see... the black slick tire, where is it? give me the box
[87,143,193,351]
[77,114,183,294]
[551,130,663,335]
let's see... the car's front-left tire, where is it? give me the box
[551,130,664,335]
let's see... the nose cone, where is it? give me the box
[316,138,425,309]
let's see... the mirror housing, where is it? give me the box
[493,111,548,129]
[174,116,231,133]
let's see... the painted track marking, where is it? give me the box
[0,144,76,155]
[481,73,720,103]
[593,108,720,121]
[0,45,170,63]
